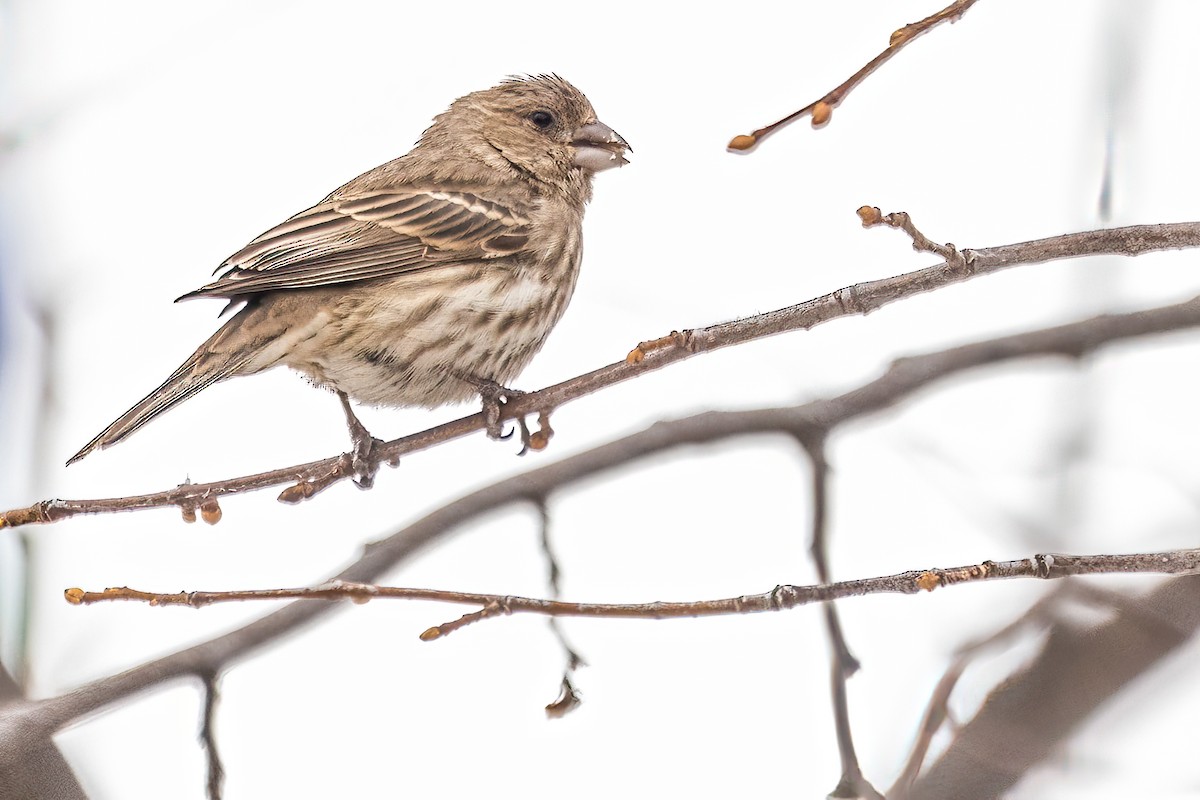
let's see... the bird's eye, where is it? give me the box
[529,110,555,129]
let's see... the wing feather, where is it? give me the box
[179,189,531,301]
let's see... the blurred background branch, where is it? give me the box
[5,292,1199,795]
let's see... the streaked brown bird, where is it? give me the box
[69,75,629,485]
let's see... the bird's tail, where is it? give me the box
[67,305,265,465]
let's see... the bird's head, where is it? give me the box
[418,75,630,198]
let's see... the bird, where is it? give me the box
[68,75,629,486]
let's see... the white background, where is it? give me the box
[3,1,1200,797]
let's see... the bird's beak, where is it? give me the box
[571,121,630,172]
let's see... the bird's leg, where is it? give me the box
[337,391,385,489]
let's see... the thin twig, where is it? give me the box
[857,206,961,260]
[535,499,586,716]
[802,436,858,674]
[889,658,968,800]
[800,436,882,799]
[5,221,1200,529]
[64,549,1200,624]
[729,0,981,151]
[537,501,564,598]
[827,659,885,800]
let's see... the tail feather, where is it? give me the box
[66,351,251,465]
[66,302,275,465]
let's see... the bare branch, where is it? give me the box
[889,583,1089,798]
[797,434,881,798]
[5,221,1200,529]
[0,665,86,800]
[62,549,1200,622]
[7,295,1198,763]
[198,672,224,800]
[729,0,981,151]
[535,500,587,716]
[857,206,961,259]
[908,575,1200,799]
[802,437,857,669]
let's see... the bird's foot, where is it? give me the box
[475,380,526,440]
[347,431,387,490]
[467,379,551,455]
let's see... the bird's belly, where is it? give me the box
[286,266,574,408]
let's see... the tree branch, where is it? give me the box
[61,549,1200,627]
[4,294,1198,761]
[198,671,224,800]
[798,435,882,798]
[908,575,1200,799]
[889,582,1093,798]
[0,665,86,800]
[534,499,587,718]
[728,0,981,151]
[4,220,1200,529]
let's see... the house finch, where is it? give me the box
[68,75,629,485]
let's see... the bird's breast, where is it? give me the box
[285,223,584,409]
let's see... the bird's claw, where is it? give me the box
[477,380,525,440]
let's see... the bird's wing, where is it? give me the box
[178,189,533,300]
